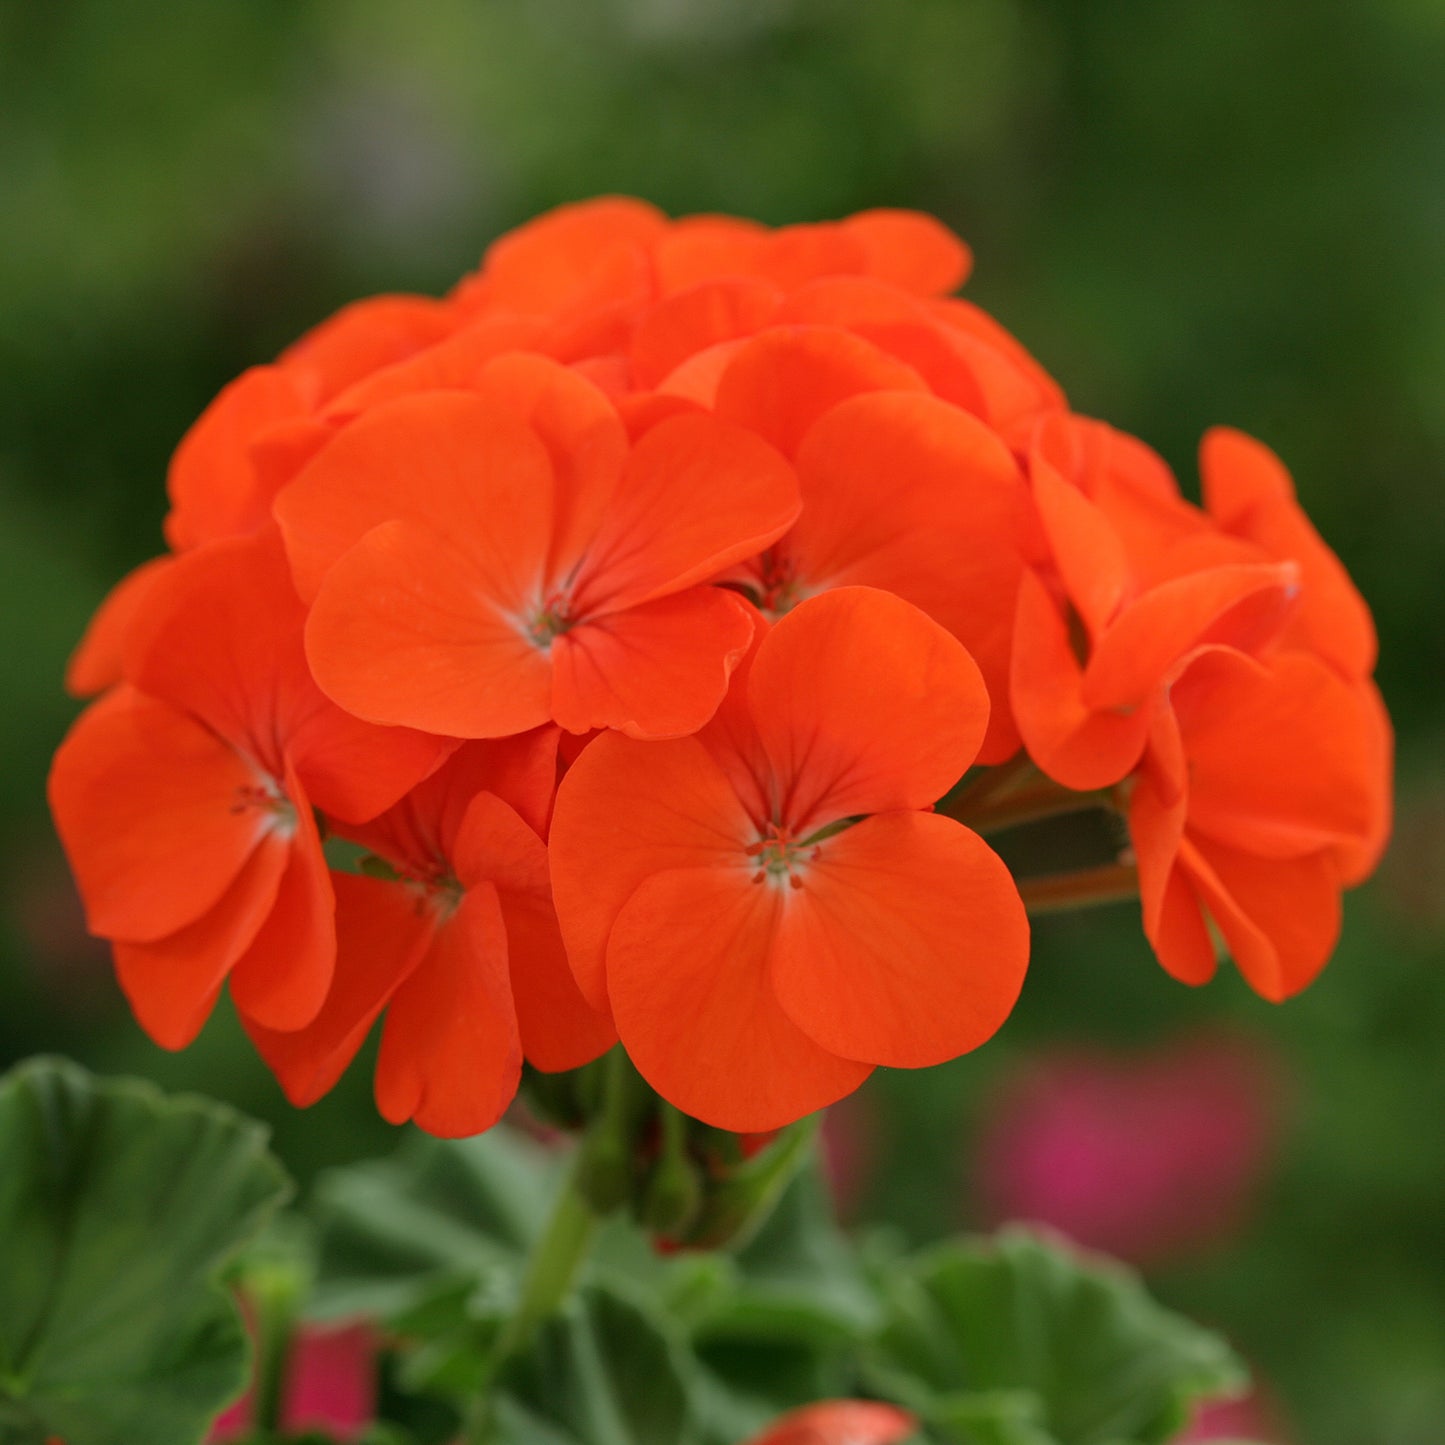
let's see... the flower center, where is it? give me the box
[744,821,818,889]
[527,590,575,648]
[756,550,805,617]
[231,780,297,834]
[360,852,464,920]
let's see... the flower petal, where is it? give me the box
[629,278,782,389]
[1028,417,1131,638]
[305,518,552,738]
[375,883,523,1138]
[551,586,756,740]
[771,812,1028,1068]
[320,315,546,417]
[573,412,799,614]
[245,872,434,1108]
[1170,649,1377,858]
[652,215,769,292]
[65,555,175,698]
[841,208,972,295]
[744,1400,918,1445]
[164,366,314,551]
[1148,869,1219,987]
[791,391,1029,763]
[475,352,628,583]
[1082,561,1299,711]
[113,832,290,1050]
[1333,677,1394,886]
[501,889,618,1072]
[1180,838,1341,1002]
[748,587,989,829]
[1201,426,1377,677]
[444,789,617,1070]
[1010,568,1156,791]
[477,196,666,313]
[276,390,553,602]
[550,733,752,1012]
[607,865,871,1131]
[129,531,453,822]
[228,762,337,1032]
[49,688,264,942]
[713,326,928,458]
[930,297,1067,435]
[279,293,455,402]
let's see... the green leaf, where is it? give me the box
[668,1164,883,1444]
[491,1282,697,1445]
[869,1227,1245,1445]
[311,1128,559,1322]
[0,1055,292,1445]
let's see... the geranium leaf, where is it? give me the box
[868,1227,1245,1445]
[491,1282,698,1445]
[0,1055,291,1445]
[310,1128,559,1322]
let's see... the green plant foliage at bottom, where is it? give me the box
[308,1127,1244,1445]
[0,1056,293,1445]
[867,1228,1245,1445]
[490,1282,696,1445]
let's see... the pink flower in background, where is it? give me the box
[742,1400,917,1444]
[976,1032,1283,1264]
[210,1320,375,1442]
[1179,1383,1288,1442]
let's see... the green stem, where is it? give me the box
[958,781,1111,835]
[944,751,1037,814]
[499,1152,601,1356]
[1017,862,1140,916]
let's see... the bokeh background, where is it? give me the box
[3,3,1443,1440]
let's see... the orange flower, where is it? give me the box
[165,296,463,553]
[741,1401,917,1445]
[1131,645,1382,1001]
[1200,426,1392,883]
[1011,415,1299,790]
[67,295,459,696]
[248,731,614,1137]
[549,587,1029,1132]
[711,377,1033,762]
[283,361,799,740]
[1006,414,1389,998]
[49,531,452,1047]
[449,196,1060,447]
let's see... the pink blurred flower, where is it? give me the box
[210,1320,375,1442]
[742,1400,917,1445]
[976,1032,1283,1264]
[1180,1382,1288,1442]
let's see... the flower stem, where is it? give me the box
[944,752,1036,814]
[958,780,1111,835]
[1017,861,1140,916]
[501,1152,600,1353]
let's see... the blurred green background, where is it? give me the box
[3,2,1442,1440]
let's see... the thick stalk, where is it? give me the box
[957,781,1111,836]
[1017,861,1140,916]
[943,752,1037,815]
[498,1152,600,1357]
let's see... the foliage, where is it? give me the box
[867,1230,1242,1445]
[302,1120,1241,1445]
[0,1057,291,1445]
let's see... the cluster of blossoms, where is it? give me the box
[50,198,1390,1139]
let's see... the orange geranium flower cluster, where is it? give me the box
[50,197,1389,1137]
